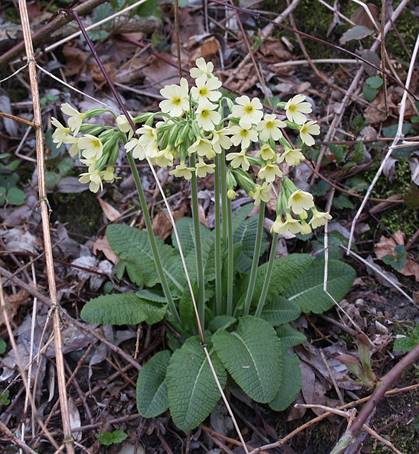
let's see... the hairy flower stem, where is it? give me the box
[220,150,228,243]
[255,233,278,317]
[243,202,265,315]
[190,155,206,327]
[226,199,234,316]
[127,153,181,325]
[214,154,223,315]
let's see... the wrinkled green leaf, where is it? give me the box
[137,350,170,418]
[276,324,306,348]
[213,316,282,403]
[81,293,166,325]
[269,351,301,411]
[166,337,226,432]
[285,259,356,314]
[260,297,301,326]
[96,429,127,446]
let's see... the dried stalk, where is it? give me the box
[17,1,74,451]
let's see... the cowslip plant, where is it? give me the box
[53,58,356,432]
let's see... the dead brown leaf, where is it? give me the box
[0,289,29,327]
[374,231,419,281]
[221,63,258,92]
[350,3,379,30]
[62,44,88,77]
[97,198,121,222]
[259,37,293,63]
[142,53,179,89]
[190,36,221,61]
[152,203,187,240]
[93,236,118,264]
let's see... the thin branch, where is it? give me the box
[332,344,419,453]
[0,0,107,66]
[17,1,74,451]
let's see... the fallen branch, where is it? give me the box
[0,0,107,67]
[331,344,419,453]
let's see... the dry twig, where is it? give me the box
[17,1,74,451]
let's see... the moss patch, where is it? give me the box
[50,191,102,239]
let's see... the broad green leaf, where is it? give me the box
[260,297,301,326]
[366,76,383,89]
[276,324,306,348]
[81,293,166,325]
[107,224,184,293]
[252,254,314,305]
[166,337,226,432]
[96,430,127,446]
[137,350,170,418]
[233,211,269,273]
[269,351,301,411]
[209,316,236,332]
[136,289,167,303]
[212,316,282,403]
[171,217,212,256]
[286,259,356,314]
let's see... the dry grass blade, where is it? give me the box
[17,1,75,451]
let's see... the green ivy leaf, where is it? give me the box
[6,187,25,206]
[269,351,301,411]
[366,76,384,89]
[0,390,10,408]
[96,429,127,446]
[285,259,356,314]
[166,337,226,432]
[0,338,6,355]
[333,194,355,210]
[81,293,166,325]
[212,316,282,403]
[137,350,170,418]
[393,325,419,353]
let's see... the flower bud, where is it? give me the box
[232,169,255,194]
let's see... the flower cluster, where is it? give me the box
[52,57,329,236]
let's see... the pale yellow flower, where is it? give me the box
[232,95,263,128]
[228,124,258,149]
[284,95,312,125]
[299,121,320,146]
[188,137,216,159]
[309,208,332,228]
[300,221,312,235]
[152,148,174,168]
[159,78,189,117]
[258,162,282,183]
[278,147,305,166]
[191,77,222,105]
[78,134,103,160]
[258,144,276,161]
[196,101,221,131]
[258,114,285,141]
[136,125,159,157]
[226,150,250,171]
[271,214,301,235]
[79,168,102,193]
[125,138,146,160]
[249,183,272,206]
[102,166,115,183]
[288,189,314,214]
[51,117,76,147]
[190,57,214,80]
[227,189,237,200]
[61,103,85,134]
[116,114,134,139]
[170,163,194,180]
[212,128,232,154]
[195,159,215,178]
